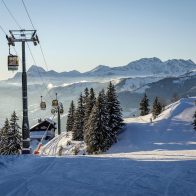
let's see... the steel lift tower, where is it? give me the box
[6,29,39,154]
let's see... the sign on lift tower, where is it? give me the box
[6,29,39,154]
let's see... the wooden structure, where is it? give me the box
[30,118,56,141]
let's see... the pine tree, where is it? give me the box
[9,111,21,152]
[106,82,123,143]
[83,87,89,107]
[0,112,21,155]
[0,119,10,155]
[152,97,162,119]
[85,90,112,154]
[66,100,75,132]
[139,93,150,116]
[84,88,96,142]
[72,94,85,141]
[193,111,196,131]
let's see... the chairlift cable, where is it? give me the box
[21,0,69,103]
[26,43,53,101]
[1,0,22,29]
[0,24,7,35]
[21,0,67,100]
[21,0,36,30]
[21,0,50,71]
[39,44,50,71]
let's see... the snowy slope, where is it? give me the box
[105,97,196,160]
[1,155,196,196]
[41,97,196,160]
[115,76,163,92]
[1,98,196,195]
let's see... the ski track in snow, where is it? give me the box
[1,156,196,195]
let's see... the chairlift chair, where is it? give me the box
[40,96,46,110]
[59,102,64,114]
[52,93,59,107]
[52,99,58,107]
[51,108,56,114]
[40,102,46,110]
[60,108,64,114]
[8,55,19,71]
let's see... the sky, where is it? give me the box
[0,0,196,80]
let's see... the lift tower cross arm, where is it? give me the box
[6,29,39,154]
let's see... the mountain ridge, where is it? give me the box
[9,57,196,81]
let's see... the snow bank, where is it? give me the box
[40,132,86,156]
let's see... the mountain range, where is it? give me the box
[9,57,196,82]
[1,57,196,126]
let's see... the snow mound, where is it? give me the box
[40,132,86,156]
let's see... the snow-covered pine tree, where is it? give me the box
[106,82,123,143]
[85,90,112,154]
[152,97,162,119]
[193,111,196,131]
[139,93,150,116]
[9,111,21,153]
[0,112,21,155]
[84,88,96,143]
[0,118,10,155]
[72,93,85,141]
[66,100,75,132]
[83,87,89,107]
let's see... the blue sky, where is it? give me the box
[0,0,196,79]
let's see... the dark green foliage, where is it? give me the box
[70,84,123,154]
[83,87,89,106]
[66,100,75,132]
[139,93,150,116]
[84,88,96,143]
[152,97,162,119]
[193,111,196,131]
[72,94,85,141]
[85,90,112,154]
[0,112,21,155]
[106,82,123,143]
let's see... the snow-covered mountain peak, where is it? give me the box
[133,57,162,64]
[90,65,110,72]
[9,58,196,82]
[27,65,46,73]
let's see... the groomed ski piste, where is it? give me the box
[0,97,196,195]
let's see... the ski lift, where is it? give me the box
[40,96,46,110]
[59,102,64,114]
[60,108,64,114]
[8,44,19,71]
[52,93,58,107]
[51,108,56,114]
[52,99,58,107]
[8,54,19,71]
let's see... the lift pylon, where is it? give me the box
[6,29,39,154]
